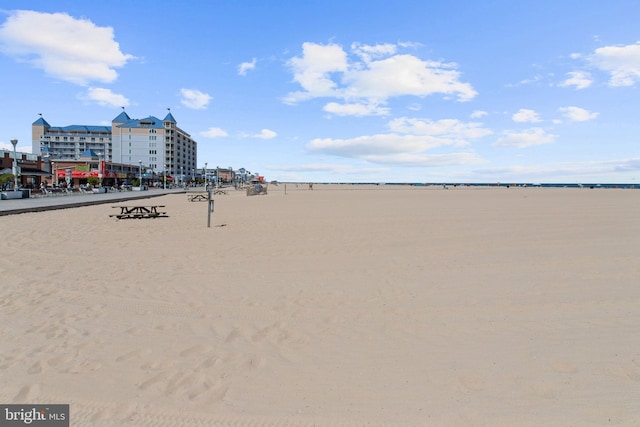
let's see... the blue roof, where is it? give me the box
[164,112,176,122]
[33,117,50,127]
[65,125,111,133]
[80,149,99,157]
[117,116,165,129]
[112,111,131,123]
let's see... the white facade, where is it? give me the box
[32,111,197,178]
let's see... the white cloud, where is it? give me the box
[238,58,257,76]
[308,134,442,157]
[0,141,31,153]
[558,106,599,122]
[493,128,556,148]
[0,10,133,85]
[80,87,130,107]
[512,109,541,123]
[559,71,593,89]
[251,129,277,139]
[388,118,492,142]
[307,133,484,166]
[475,158,640,180]
[306,116,490,167]
[200,127,228,138]
[180,88,212,109]
[323,102,389,116]
[351,42,397,63]
[590,41,640,87]
[284,41,477,110]
[470,110,487,118]
[345,54,476,101]
[364,152,484,167]
[268,163,386,174]
[285,42,349,103]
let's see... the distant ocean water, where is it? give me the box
[315,182,639,189]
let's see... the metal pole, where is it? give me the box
[207,188,213,228]
[10,139,19,190]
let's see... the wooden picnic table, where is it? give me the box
[110,205,168,219]
[187,190,227,202]
[187,193,208,202]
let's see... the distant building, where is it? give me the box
[0,149,48,189]
[32,110,197,181]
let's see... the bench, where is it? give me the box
[110,205,168,219]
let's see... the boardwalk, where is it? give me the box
[0,189,184,216]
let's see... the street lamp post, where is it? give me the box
[97,151,103,188]
[139,160,142,189]
[10,139,19,190]
[204,162,208,188]
[163,163,166,190]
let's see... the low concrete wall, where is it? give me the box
[1,191,23,200]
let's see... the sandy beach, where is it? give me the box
[1,184,639,426]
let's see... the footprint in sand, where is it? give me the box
[47,352,77,367]
[65,360,102,374]
[27,360,46,375]
[14,384,40,402]
[252,322,290,343]
[225,327,245,343]
[115,348,152,363]
[137,372,166,391]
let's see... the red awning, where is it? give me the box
[57,170,91,178]
[56,168,129,180]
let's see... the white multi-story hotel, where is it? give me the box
[32,110,197,180]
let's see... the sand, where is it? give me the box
[1,184,639,426]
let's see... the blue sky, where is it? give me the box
[1,1,639,183]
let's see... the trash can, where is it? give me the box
[21,189,30,198]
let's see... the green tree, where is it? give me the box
[0,173,15,190]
